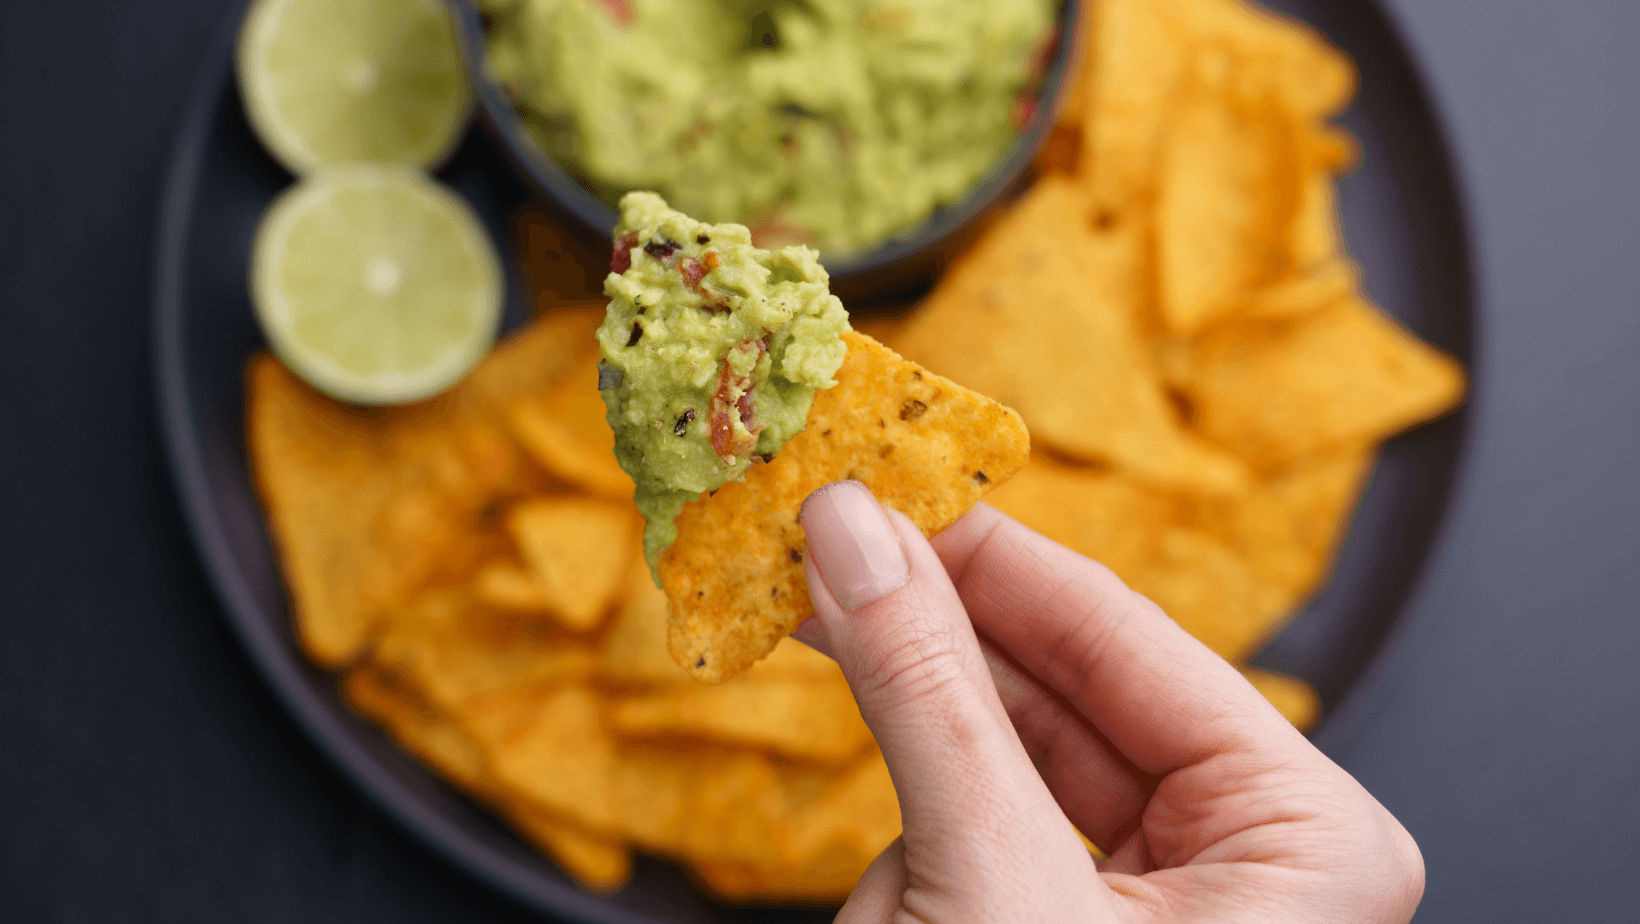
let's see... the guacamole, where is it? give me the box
[597,192,850,567]
[481,0,1056,255]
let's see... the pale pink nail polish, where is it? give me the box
[800,480,910,610]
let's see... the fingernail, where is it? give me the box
[801,480,910,610]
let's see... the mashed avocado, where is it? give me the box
[597,192,849,567]
[481,0,1055,255]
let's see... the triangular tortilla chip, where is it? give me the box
[691,752,900,902]
[984,457,1285,660]
[344,665,631,891]
[1080,0,1192,211]
[608,745,795,864]
[509,350,632,499]
[1080,0,1353,215]
[464,684,622,832]
[249,308,603,665]
[370,587,596,718]
[1123,525,1284,662]
[342,665,498,796]
[983,456,1174,580]
[1153,85,1301,334]
[1190,297,1466,467]
[895,177,1248,495]
[1185,447,1375,604]
[508,496,640,632]
[609,670,872,764]
[1170,0,1355,121]
[506,804,632,894]
[659,332,1030,683]
[598,553,691,687]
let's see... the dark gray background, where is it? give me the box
[2,1,1636,921]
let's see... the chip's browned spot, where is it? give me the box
[658,332,1030,683]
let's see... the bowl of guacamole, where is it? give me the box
[449,0,1082,301]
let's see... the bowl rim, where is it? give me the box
[444,0,1085,282]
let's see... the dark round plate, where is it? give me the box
[153,1,1475,921]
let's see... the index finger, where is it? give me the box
[930,504,1306,776]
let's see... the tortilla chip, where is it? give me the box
[747,636,848,683]
[1154,86,1300,334]
[1239,258,1355,322]
[347,665,632,890]
[508,496,640,632]
[984,457,1174,579]
[249,308,603,665]
[1081,0,1352,212]
[609,745,793,864]
[342,666,500,796]
[609,673,872,764]
[895,178,1248,496]
[465,684,622,832]
[506,803,632,894]
[1124,526,1284,661]
[509,351,632,499]
[1173,0,1356,121]
[986,458,1286,660]
[1242,667,1322,731]
[472,560,550,612]
[1191,297,1466,467]
[1290,169,1342,275]
[780,750,900,866]
[1189,448,1375,604]
[658,332,1030,683]
[371,587,596,718]
[598,553,691,687]
[1081,0,1191,211]
[692,751,900,901]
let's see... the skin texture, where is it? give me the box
[793,484,1424,924]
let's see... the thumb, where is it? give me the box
[800,481,1098,921]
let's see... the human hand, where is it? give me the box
[793,480,1424,924]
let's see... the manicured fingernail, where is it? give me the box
[801,480,910,610]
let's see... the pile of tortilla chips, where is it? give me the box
[246,0,1464,904]
[881,0,1465,679]
[251,308,904,897]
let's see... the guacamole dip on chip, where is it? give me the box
[597,192,850,567]
[481,0,1056,254]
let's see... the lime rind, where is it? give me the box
[251,164,503,405]
[237,0,473,174]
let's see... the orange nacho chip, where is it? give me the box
[508,496,641,632]
[1190,297,1467,467]
[344,666,631,892]
[895,177,1248,496]
[249,308,603,665]
[609,670,872,764]
[507,804,633,894]
[463,684,622,833]
[658,331,1029,683]
[509,350,633,499]
[370,587,596,718]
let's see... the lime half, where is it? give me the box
[237,0,472,174]
[250,165,503,405]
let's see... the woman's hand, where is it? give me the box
[793,480,1424,924]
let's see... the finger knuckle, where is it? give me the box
[853,609,973,713]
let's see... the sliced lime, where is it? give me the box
[250,164,503,405]
[237,0,472,174]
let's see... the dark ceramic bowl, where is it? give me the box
[446,0,1084,306]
